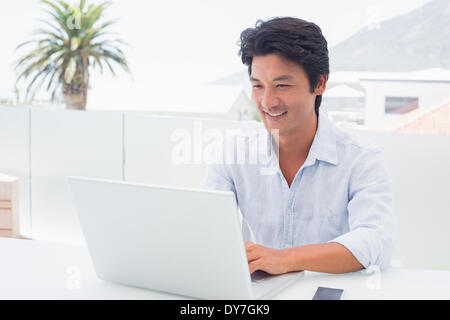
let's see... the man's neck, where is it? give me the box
[275,111,318,158]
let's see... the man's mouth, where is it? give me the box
[263,110,288,121]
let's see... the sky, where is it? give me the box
[0,0,432,109]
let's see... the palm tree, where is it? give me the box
[15,0,129,110]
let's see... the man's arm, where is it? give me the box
[246,241,363,275]
[247,148,394,275]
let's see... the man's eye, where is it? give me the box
[252,85,262,89]
[277,84,291,88]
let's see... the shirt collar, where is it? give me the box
[262,109,339,172]
[308,109,339,166]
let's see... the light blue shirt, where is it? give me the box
[201,110,395,269]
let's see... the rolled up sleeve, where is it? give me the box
[329,149,395,270]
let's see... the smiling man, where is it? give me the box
[202,17,394,274]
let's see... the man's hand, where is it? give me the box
[245,242,292,275]
[245,242,364,274]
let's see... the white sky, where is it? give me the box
[0,0,432,109]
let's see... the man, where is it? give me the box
[202,17,394,274]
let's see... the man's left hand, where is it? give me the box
[245,242,292,275]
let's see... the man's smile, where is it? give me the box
[263,110,288,121]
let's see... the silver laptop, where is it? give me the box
[68,176,303,299]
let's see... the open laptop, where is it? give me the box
[68,176,303,299]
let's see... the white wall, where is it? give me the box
[124,114,259,188]
[361,80,450,126]
[30,109,124,244]
[1,106,449,270]
[0,106,31,237]
[349,128,450,270]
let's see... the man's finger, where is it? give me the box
[246,249,260,262]
[245,241,255,248]
[245,242,261,261]
[249,259,261,274]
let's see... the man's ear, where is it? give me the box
[314,74,328,95]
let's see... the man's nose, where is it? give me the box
[262,88,279,110]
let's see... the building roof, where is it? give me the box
[379,98,450,136]
[328,68,450,85]
[323,84,365,98]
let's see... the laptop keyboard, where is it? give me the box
[251,270,273,284]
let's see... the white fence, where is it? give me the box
[1,105,449,270]
[30,109,124,243]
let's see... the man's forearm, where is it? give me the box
[283,242,364,274]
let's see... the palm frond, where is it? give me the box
[15,0,129,103]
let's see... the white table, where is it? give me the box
[1,238,450,300]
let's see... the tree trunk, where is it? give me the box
[62,59,89,110]
[62,90,87,110]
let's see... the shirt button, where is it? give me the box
[287,209,293,215]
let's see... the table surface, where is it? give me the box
[1,238,450,300]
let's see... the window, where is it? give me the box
[385,97,418,114]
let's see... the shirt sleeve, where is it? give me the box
[328,148,395,270]
[200,131,237,192]
[201,162,236,193]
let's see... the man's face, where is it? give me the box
[250,53,325,137]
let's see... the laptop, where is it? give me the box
[68,176,303,299]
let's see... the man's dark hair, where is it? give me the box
[238,17,329,115]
